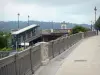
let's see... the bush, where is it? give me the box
[17,48,24,51]
[0,36,7,48]
[0,31,11,49]
[71,25,89,34]
[94,16,100,30]
[0,47,12,51]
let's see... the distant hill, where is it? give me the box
[0,21,91,32]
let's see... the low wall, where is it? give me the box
[0,31,96,75]
[84,31,96,38]
[0,45,41,75]
[48,32,83,59]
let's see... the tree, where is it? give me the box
[0,31,11,50]
[0,36,7,48]
[71,25,89,34]
[94,16,100,31]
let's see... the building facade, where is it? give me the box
[11,24,41,50]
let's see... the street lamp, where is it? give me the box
[52,21,53,29]
[92,22,95,31]
[51,21,54,33]
[94,6,98,34]
[91,21,92,31]
[17,13,20,30]
[28,15,30,26]
[94,6,97,23]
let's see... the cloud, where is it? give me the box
[1,0,100,24]
[4,2,57,21]
[14,0,91,7]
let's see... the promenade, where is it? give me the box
[35,34,100,75]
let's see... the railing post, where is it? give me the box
[40,42,49,65]
[63,38,66,51]
[15,53,19,75]
[82,32,84,39]
[29,47,34,74]
[58,40,61,54]
[79,32,84,39]
[52,41,54,58]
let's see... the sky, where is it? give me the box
[1,0,100,24]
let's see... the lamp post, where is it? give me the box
[94,6,98,34]
[51,21,53,32]
[28,15,30,26]
[51,21,53,33]
[94,6,97,23]
[52,21,53,29]
[17,13,20,30]
[15,35,17,52]
[93,22,95,31]
[91,21,92,31]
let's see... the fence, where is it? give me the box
[0,31,96,75]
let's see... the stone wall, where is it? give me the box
[0,31,96,75]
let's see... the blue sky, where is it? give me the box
[1,0,100,24]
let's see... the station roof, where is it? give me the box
[12,24,38,35]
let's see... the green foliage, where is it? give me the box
[68,31,73,36]
[0,36,7,48]
[0,31,12,51]
[0,47,12,51]
[71,25,89,34]
[17,47,24,51]
[94,16,100,30]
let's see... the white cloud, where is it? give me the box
[0,0,100,24]
[14,0,91,6]
[4,2,57,21]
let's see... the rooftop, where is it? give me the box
[41,29,71,35]
[12,24,37,35]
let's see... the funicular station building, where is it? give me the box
[11,24,41,50]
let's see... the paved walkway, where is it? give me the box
[56,35,100,75]
[35,35,100,75]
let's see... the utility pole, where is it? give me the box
[91,21,92,31]
[28,15,30,26]
[51,21,53,32]
[93,22,94,31]
[52,21,53,29]
[94,6,98,34]
[17,13,20,30]
[94,6,97,23]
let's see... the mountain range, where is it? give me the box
[0,21,91,32]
